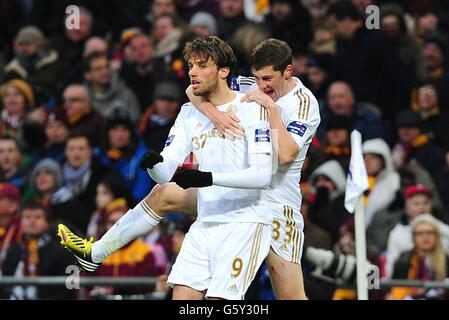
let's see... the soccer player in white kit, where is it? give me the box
[191,39,321,299]
[59,36,274,300]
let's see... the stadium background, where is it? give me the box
[0,0,449,300]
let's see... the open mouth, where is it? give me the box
[191,80,200,89]
[264,89,274,96]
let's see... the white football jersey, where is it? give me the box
[161,92,273,224]
[233,76,321,212]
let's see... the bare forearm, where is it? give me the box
[267,106,299,166]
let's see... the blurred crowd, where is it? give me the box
[0,0,449,300]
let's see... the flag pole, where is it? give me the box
[355,196,368,300]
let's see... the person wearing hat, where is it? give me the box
[422,34,449,83]
[30,107,70,165]
[307,160,349,244]
[190,11,217,37]
[392,109,449,209]
[139,81,184,153]
[362,138,401,227]
[320,114,352,170]
[0,79,36,144]
[120,34,157,109]
[385,184,449,278]
[0,183,23,272]
[1,203,76,299]
[96,109,155,202]
[306,53,334,103]
[3,25,64,100]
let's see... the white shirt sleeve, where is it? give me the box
[212,104,272,189]
[284,87,321,149]
[148,107,192,184]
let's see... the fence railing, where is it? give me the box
[1,276,449,299]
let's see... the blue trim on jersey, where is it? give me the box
[255,129,270,142]
[287,121,307,137]
[165,135,175,147]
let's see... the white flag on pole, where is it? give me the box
[345,130,369,213]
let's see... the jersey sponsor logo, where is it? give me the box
[255,128,270,143]
[287,121,307,137]
[165,135,175,147]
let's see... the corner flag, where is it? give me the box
[344,130,369,213]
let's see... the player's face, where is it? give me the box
[253,66,287,102]
[188,56,220,97]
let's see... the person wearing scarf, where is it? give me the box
[1,204,75,299]
[390,214,449,300]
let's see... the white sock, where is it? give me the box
[91,199,162,263]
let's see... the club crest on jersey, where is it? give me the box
[255,128,270,142]
[287,121,307,137]
[165,135,175,147]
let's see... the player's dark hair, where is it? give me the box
[183,36,236,84]
[250,38,292,73]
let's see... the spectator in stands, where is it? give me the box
[90,199,167,297]
[217,0,250,42]
[415,11,440,43]
[189,11,217,38]
[120,34,156,110]
[385,185,449,278]
[265,0,313,54]
[319,81,384,142]
[308,160,349,244]
[320,114,352,170]
[62,83,106,148]
[362,138,401,227]
[23,158,87,235]
[0,183,22,272]
[422,34,449,86]
[152,14,191,88]
[0,136,32,192]
[96,109,155,202]
[52,133,108,231]
[52,6,94,88]
[380,5,426,89]
[83,52,141,123]
[31,107,69,165]
[392,109,449,210]
[390,214,449,300]
[327,1,408,120]
[2,25,64,101]
[86,172,135,240]
[1,204,75,299]
[230,23,271,75]
[0,79,38,148]
[139,81,183,153]
[306,53,334,106]
[367,164,445,260]
[412,80,449,152]
[143,0,178,34]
